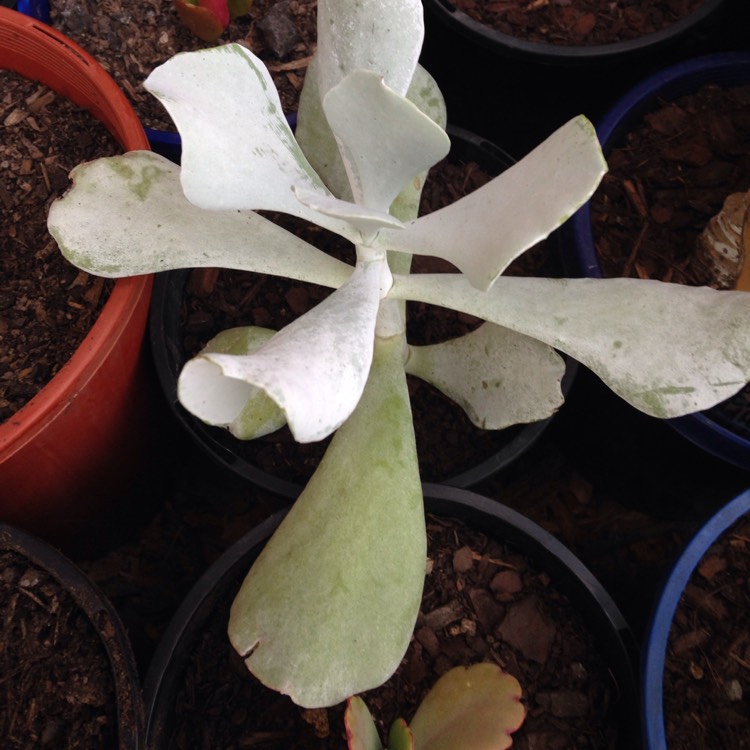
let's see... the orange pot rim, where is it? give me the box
[0,7,153,458]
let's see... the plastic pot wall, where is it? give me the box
[642,487,750,750]
[564,51,750,470]
[422,0,728,65]
[0,8,154,545]
[1,523,145,748]
[149,125,575,498]
[143,484,639,748]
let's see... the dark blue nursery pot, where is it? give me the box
[15,0,48,23]
[564,51,750,470]
[642,487,750,750]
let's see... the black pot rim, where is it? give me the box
[143,484,639,748]
[148,125,575,497]
[565,50,750,469]
[0,523,145,750]
[423,0,728,64]
[641,487,750,749]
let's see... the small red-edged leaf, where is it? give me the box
[345,697,383,750]
[199,0,230,25]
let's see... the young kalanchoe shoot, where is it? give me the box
[345,663,525,750]
[48,0,750,710]
[174,0,251,42]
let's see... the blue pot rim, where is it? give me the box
[642,487,750,750]
[567,51,750,468]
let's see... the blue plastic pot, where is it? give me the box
[564,51,750,470]
[15,0,48,23]
[642,487,750,750]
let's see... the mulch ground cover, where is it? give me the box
[0,72,117,421]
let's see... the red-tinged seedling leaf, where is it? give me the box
[345,696,383,750]
[174,0,226,42]
[227,0,253,20]
[388,718,415,750]
[409,664,525,750]
[200,0,231,26]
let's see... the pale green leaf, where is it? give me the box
[178,259,386,443]
[192,327,287,439]
[379,116,607,291]
[405,65,448,132]
[388,65,449,232]
[296,54,352,200]
[144,45,330,216]
[292,186,405,245]
[345,697,384,750]
[405,323,565,429]
[315,0,423,100]
[391,274,750,419]
[410,664,524,750]
[296,62,447,212]
[228,336,426,707]
[47,151,352,287]
[322,71,449,211]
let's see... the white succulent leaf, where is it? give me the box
[379,116,607,291]
[296,55,353,200]
[228,336,425,708]
[391,274,750,419]
[296,60,447,209]
[405,323,565,429]
[178,258,388,443]
[322,70,450,211]
[144,44,361,240]
[315,0,423,100]
[47,151,351,287]
[190,327,288,439]
[292,185,405,248]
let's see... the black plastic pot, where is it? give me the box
[143,484,639,748]
[563,51,750,470]
[0,523,145,748]
[642,487,750,750]
[422,0,728,65]
[149,126,575,498]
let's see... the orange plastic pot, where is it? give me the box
[0,8,153,546]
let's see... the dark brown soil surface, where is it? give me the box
[452,0,708,46]
[663,513,750,749]
[0,548,118,749]
[163,513,622,750]
[591,83,750,286]
[590,82,750,437]
[0,71,117,421]
[49,0,318,129]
